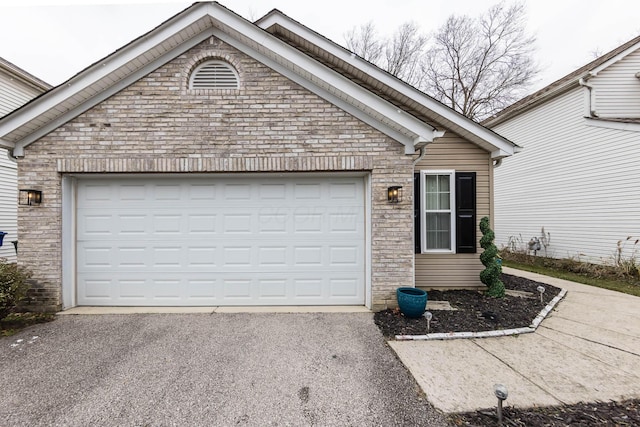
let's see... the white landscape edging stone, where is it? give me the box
[395,288,567,341]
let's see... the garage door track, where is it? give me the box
[1,312,447,426]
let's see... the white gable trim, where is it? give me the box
[257,11,516,158]
[589,41,640,76]
[0,2,442,157]
[13,32,211,157]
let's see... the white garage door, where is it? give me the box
[76,175,365,306]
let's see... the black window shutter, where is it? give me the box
[414,172,421,254]
[455,172,476,253]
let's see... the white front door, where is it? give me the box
[76,175,366,306]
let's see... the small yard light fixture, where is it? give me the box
[19,189,43,206]
[494,383,509,425]
[423,311,433,333]
[536,285,546,303]
[387,186,402,204]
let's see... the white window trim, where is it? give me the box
[420,170,456,254]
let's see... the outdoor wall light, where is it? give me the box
[19,189,42,206]
[387,186,402,204]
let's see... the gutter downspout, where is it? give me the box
[412,146,427,165]
[578,75,598,118]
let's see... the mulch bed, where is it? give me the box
[374,273,561,338]
[449,399,640,426]
[375,273,640,426]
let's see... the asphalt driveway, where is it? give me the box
[1,312,448,426]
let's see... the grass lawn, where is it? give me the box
[503,259,640,297]
[1,312,56,337]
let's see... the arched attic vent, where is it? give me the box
[188,60,239,89]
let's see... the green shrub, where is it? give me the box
[0,259,32,320]
[479,217,505,298]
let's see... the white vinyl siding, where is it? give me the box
[0,150,17,261]
[414,135,491,289]
[76,175,366,306]
[0,70,43,117]
[493,87,640,264]
[0,65,47,262]
[591,49,640,118]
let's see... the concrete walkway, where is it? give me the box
[390,267,640,413]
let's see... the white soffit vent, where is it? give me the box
[189,60,239,89]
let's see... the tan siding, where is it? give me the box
[591,49,640,118]
[414,135,491,289]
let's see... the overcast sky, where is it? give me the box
[1,0,639,97]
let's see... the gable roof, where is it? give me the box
[0,57,51,93]
[484,34,640,127]
[0,2,516,159]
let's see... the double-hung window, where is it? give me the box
[422,171,455,252]
[415,170,476,254]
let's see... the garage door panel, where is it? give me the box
[77,176,365,306]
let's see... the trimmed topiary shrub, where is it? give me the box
[479,216,505,298]
[0,259,32,320]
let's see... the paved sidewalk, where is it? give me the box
[390,267,640,413]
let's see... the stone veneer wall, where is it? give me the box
[17,36,415,311]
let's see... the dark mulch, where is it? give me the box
[375,274,640,426]
[374,273,561,338]
[449,399,640,426]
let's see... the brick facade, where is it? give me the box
[18,37,415,311]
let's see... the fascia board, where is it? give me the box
[0,3,213,138]
[258,12,515,155]
[0,138,14,150]
[12,30,212,157]
[6,2,436,154]
[210,6,437,147]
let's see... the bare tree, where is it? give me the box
[343,1,538,121]
[344,22,383,63]
[424,1,538,120]
[385,22,429,87]
[345,21,428,87]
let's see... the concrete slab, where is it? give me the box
[536,326,640,378]
[214,306,371,313]
[389,340,561,413]
[551,300,640,335]
[426,301,455,310]
[58,307,216,315]
[474,333,640,405]
[59,306,371,315]
[560,291,640,319]
[542,315,640,356]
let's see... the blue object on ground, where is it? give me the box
[397,287,428,318]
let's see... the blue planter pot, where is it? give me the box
[0,232,6,247]
[397,287,428,318]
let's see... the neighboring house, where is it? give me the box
[0,3,516,311]
[0,57,50,262]
[485,35,640,265]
